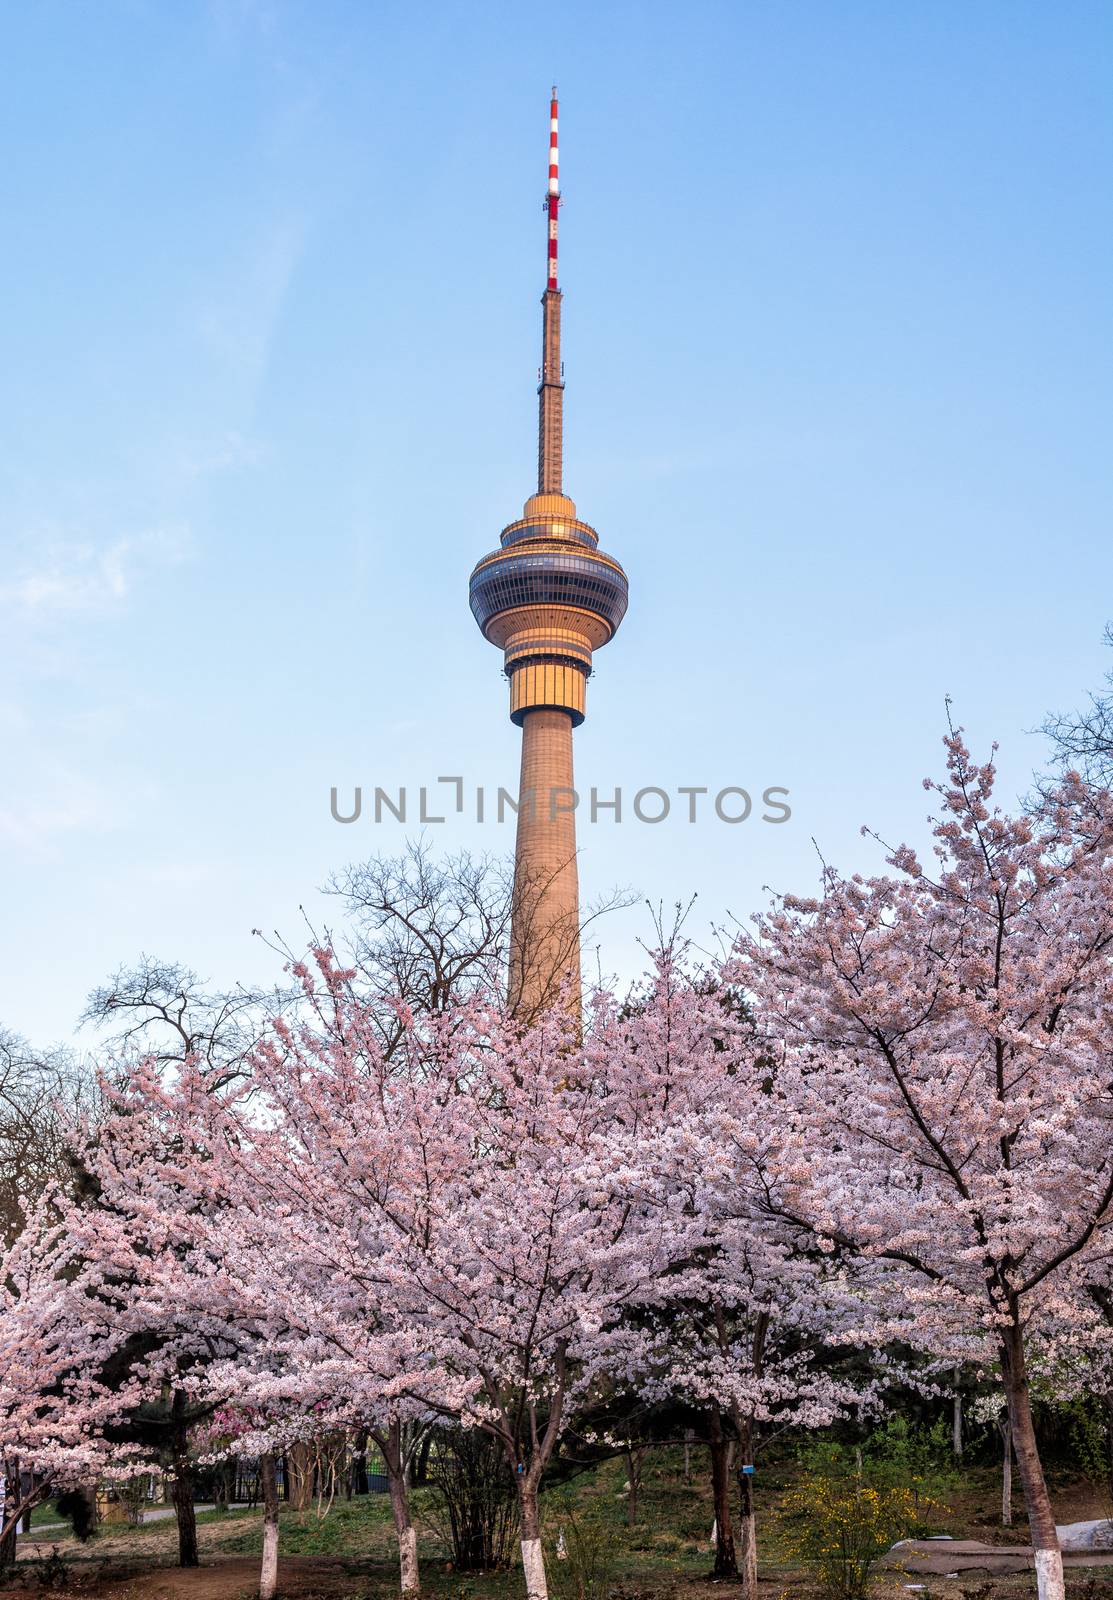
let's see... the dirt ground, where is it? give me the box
[9,1557,1113,1600]
[1,1518,287,1600]
[3,1512,392,1600]
[9,1538,1113,1600]
[3,1553,370,1600]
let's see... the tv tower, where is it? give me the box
[469,89,629,1015]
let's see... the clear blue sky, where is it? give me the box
[2,1,1111,1046]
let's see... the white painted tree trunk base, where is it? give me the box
[740,1512,758,1600]
[398,1523,419,1596]
[1034,1547,1065,1600]
[521,1536,548,1600]
[259,1521,279,1600]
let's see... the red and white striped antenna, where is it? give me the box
[547,85,559,290]
[537,87,564,492]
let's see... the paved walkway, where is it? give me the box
[26,1503,251,1538]
[891,1532,1113,1576]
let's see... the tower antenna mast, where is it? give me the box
[547,84,559,290]
[537,86,563,493]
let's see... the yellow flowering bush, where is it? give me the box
[781,1475,934,1600]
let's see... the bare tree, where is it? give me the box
[80,957,284,1087]
[327,841,513,1021]
[323,839,633,1031]
[1043,624,1113,783]
[0,1027,91,1247]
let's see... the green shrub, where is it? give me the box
[32,1545,69,1592]
[116,1477,149,1527]
[1064,1395,1113,1517]
[795,1418,958,1535]
[547,1508,616,1600]
[863,1416,961,1515]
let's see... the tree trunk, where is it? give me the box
[170,1394,199,1568]
[518,1476,548,1600]
[625,1446,645,1527]
[381,1421,420,1598]
[953,1368,963,1459]
[684,1428,693,1484]
[402,1421,421,1490]
[1000,1320,1063,1600]
[0,1478,48,1567]
[259,1452,280,1600]
[19,1474,34,1534]
[0,1466,16,1572]
[171,1462,198,1567]
[708,1415,738,1577]
[286,1443,312,1512]
[735,1415,757,1600]
[415,1430,433,1486]
[998,1416,1013,1527]
[352,1432,370,1496]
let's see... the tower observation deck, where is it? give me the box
[469,89,629,1015]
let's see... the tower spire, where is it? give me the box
[537,86,563,493]
[547,84,559,289]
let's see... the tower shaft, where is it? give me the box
[508,708,581,1015]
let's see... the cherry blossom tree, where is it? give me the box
[738,732,1113,1600]
[0,1201,149,1559]
[56,1051,423,1595]
[75,947,708,1600]
[242,959,704,1600]
[611,950,875,1591]
[641,1259,875,1589]
[58,1062,267,1570]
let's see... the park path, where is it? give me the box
[28,1503,250,1537]
[895,1533,1113,1576]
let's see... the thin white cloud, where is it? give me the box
[196,217,306,401]
[0,767,121,858]
[206,0,279,50]
[143,862,214,892]
[175,430,269,483]
[0,525,191,621]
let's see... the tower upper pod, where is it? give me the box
[468,89,628,726]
